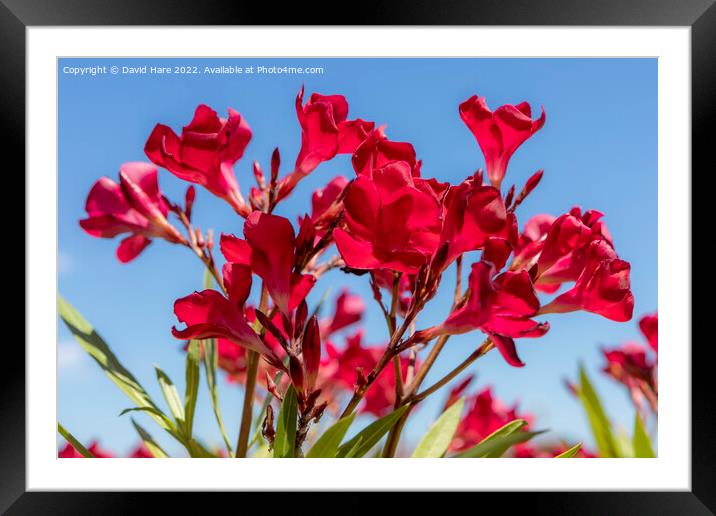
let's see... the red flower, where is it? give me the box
[539,240,634,322]
[306,175,350,237]
[440,172,515,265]
[220,212,315,317]
[459,95,545,188]
[294,88,374,174]
[603,343,656,389]
[129,444,154,458]
[334,161,443,273]
[449,387,533,452]
[352,128,421,178]
[320,289,365,337]
[58,441,114,458]
[639,312,658,353]
[416,261,549,367]
[321,331,412,416]
[172,262,276,358]
[80,162,185,263]
[145,104,252,216]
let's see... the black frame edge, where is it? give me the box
[1,0,26,514]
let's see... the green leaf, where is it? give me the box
[130,419,168,458]
[155,367,185,425]
[632,413,656,458]
[274,385,298,458]
[203,338,233,456]
[203,267,215,289]
[577,365,618,457]
[183,340,201,439]
[412,398,465,458]
[554,442,582,458]
[453,419,544,458]
[336,405,410,458]
[306,414,356,458]
[342,437,364,458]
[57,295,175,435]
[57,423,94,458]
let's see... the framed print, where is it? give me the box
[4,0,713,513]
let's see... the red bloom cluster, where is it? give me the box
[601,312,658,414]
[79,88,638,454]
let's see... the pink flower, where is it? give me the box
[144,104,252,216]
[352,128,421,178]
[334,161,443,273]
[220,212,315,317]
[79,162,185,263]
[416,261,549,367]
[449,387,533,452]
[306,175,350,237]
[639,312,658,353]
[172,262,277,358]
[539,240,634,322]
[320,289,365,337]
[459,95,545,188]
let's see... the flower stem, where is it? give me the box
[235,285,269,458]
[412,338,493,403]
[235,350,259,457]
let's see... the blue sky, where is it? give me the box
[58,57,657,457]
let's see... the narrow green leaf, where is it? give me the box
[578,365,618,457]
[453,419,543,458]
[632,413,656,458]
[274,385,298,458]
[203,338,233,456]
[57,423,94,458]
[336,405,410,458]
[554,442,583,458]
[306,414,356,458]
[183,340,201,439]
[412,398,465,458]
[342,437,364,458]
[155,367,185,425]
[57,295,175,435]
[130,419,168,458]
[119,406,169,419]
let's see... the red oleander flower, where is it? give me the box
[440,171,516,265]
[459,95,545,188]
[129,444,154,458]
[305,175,350,238]
[352,128,421,178]
[320,289,365,337]
[539,240,634,322]
[58,441,114,458]
[321,330,413,416]
[334,161,443,273]
[220,212,315,317]
[416,261,549,367]
[79,162,185,263]
[144,104,252,216]
[449,386,533,452]
[294,87,374,174]
[602,343,656,389]
[172,262,277,359]
[639,312,658,353]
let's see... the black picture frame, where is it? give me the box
[3,0,711,513]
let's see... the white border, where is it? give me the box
[28,27,690,490]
